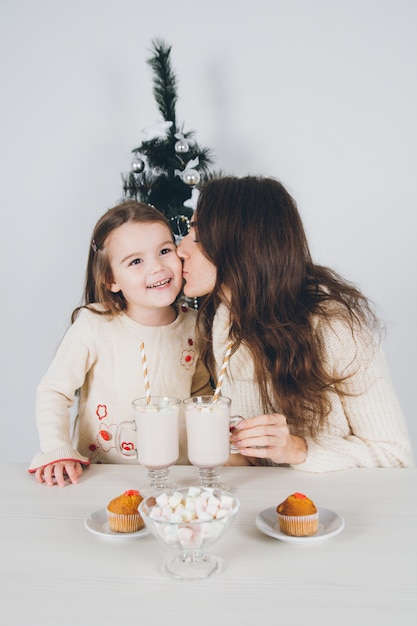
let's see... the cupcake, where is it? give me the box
[276,492,318,537]
[106,489,144,533]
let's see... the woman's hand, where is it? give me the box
[35,461,83,487]
[230,413,307,465]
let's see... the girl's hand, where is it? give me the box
[35,461,83,487]
[230,413,307,465]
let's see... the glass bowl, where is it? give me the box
[139,486,240,580]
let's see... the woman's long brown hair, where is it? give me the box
[195,176,378,439]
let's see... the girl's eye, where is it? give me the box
[160,247,173,255]
[129,258,143,266]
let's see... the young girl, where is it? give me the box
[177,175,413,471]
[29,200,212,486]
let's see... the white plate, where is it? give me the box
[255,506,344,544]
[84,508,151,542]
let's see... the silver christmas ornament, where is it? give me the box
[183,169,200,186]
[131,158,145,173]
[175,139,189,154]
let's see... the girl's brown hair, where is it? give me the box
[194,176,378,439]
[71,201,173,322]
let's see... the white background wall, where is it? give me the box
[1,0,416,463]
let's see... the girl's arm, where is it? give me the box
[28,312,94,479]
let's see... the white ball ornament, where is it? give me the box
[131,158,145,173]
[175,139,189,154]
[183,169,200,186]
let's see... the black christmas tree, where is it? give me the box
[122,38,217,240]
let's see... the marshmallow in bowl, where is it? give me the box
[149,487,234,523]
[141,487,239,550]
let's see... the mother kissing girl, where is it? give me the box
[177,175,413,472]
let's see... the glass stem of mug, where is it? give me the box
[147,467,171,489]
[198,466,222,488]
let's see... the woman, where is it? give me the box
[177,175,413,471]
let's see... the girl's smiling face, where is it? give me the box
[106,220,182,321]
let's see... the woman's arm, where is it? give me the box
[231,320,413,471]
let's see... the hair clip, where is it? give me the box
[91,239,98,253]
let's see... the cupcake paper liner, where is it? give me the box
[107,510,144,533]
[277,512,319,537]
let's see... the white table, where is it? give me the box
[1,463,416,626]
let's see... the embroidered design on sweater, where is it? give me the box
[181,348,195,370]
[88,404,135,462]
[96,404,107,420]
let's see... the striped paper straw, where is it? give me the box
[140,342,152,405]
[213,342,233,401]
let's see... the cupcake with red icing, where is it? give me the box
[276,492,318,536]
[106,489,144,533]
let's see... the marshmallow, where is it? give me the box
[155,493,169,507]
[168,492,183,509]
[149,506,163,520]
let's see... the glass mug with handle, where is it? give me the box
[115,396,180,493]
[184,395,243,491]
